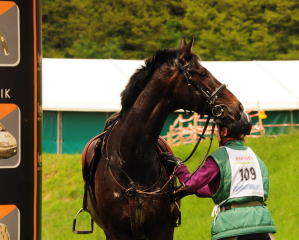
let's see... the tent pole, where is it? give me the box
[57,111,62,154]
[290,110,294,132]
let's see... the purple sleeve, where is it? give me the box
[196,184,212,197]
[175,157,220,196]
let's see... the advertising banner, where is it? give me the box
[0,1,42,239]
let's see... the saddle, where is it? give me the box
[81,131,105,183]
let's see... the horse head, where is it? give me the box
[162,38,243,121]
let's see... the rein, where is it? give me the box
[182,115,211,163]
[102,122,174,196]
[174,121,216,197]
[100,60,227,196]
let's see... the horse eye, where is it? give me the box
[199,70,208,78]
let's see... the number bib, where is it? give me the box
[225,147,264,199]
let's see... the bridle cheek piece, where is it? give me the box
[178,61,228,119]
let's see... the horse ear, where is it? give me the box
[179,38,187,49]
[186,38,194,54]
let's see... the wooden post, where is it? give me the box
[167,126,173,146]
[258,110,265,136]
[193,113,198,142]
[178,114,183,145]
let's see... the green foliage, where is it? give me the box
[43,134,299,239]
[42,0,299,60]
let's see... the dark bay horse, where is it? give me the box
[81,39,243,240]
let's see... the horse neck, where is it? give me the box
[110,78,173,177]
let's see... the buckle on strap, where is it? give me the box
[220,201,265,212]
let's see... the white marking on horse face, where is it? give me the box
[113,192,120,198]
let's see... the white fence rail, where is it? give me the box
[164,111,266,146]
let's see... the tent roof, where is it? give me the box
[43,58,299,112]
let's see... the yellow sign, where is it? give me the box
[259,110,267,120]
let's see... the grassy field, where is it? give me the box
[43,133,299,240]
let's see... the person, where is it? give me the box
[162,112,276,240]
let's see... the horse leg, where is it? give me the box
[104,230,134,240]
[148,227,175,240]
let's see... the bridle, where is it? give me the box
[162,60,228,195]
[178,61,228,119]
[175,60,228,163]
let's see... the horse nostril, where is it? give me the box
[239,103,244,112]
[234,103,244,120]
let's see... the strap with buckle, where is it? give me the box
[220,201,265,212]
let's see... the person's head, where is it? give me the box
[216,111,252,144]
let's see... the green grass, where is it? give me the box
[42,154,105,240]
[43,133,299,239]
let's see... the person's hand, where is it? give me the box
[160,152,183,167]
[172,186,193,201]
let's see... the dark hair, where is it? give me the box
[217,112,252,139]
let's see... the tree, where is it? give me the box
[42,0,299,60]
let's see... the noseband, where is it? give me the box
[179,62,227,118]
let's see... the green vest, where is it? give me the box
[210,141,276,240]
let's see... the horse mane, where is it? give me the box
[120,48,179,116]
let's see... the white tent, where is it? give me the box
[42,58,299,112]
